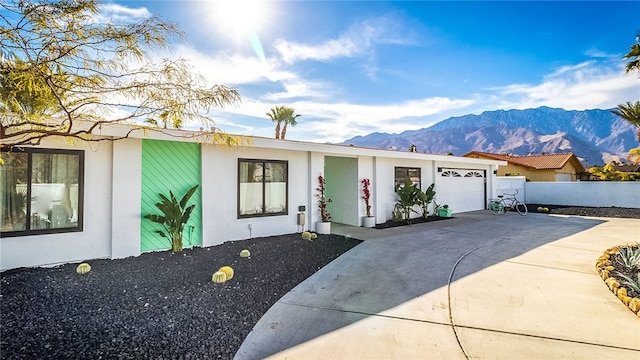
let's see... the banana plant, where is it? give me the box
[144,185,199,252]
[392,176,421,223]
[417,183,436,218]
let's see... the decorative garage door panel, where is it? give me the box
[437,169,485,213]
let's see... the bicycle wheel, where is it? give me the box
[488,200,504,215]
[515,201,528,215]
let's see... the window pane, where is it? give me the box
[1,152,28,232]
[239,161,263,215]
[408,168,421,188]
[265,162,286,214]
[30,153,79,230]
[395,167,421,190]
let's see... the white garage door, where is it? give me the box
[436,169,486,213]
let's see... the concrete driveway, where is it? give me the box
[235,211,640,359]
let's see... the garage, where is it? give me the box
[436,168,486,213]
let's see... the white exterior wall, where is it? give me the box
[1,139,114,270]
[201,145,310,246]
[111,139,142,259]
[374,157,438,222]
[525,182,640,208]
[1,132,504,270]
[495,176,527,200]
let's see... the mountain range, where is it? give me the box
[340,107,638,166]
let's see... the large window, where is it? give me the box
[1,148,84,237]
[238,159,288,217]
[394,167,421,190]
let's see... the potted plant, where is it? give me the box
[361,178,375,227]
[438,204,452,218]
[316,175,332,234]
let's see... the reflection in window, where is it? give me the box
[394,167,421,190]
[1,148,83,237]
[238,159,287,217]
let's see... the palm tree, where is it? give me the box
[266,105,300,139]
[280,107,301,140]
[266,106,284,139]
[624,32,640,74]
[611,101,640,142]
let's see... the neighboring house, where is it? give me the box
[463,151,586,182]
[613,164,640,173]
[1,125,505,270]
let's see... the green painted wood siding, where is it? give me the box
[141,140,202,252]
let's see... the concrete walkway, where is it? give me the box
[235,211,640,359]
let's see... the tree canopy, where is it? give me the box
[0,0,241,149]
[623,32,640,74]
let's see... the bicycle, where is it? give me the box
[488,190,528,215]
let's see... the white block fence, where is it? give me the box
[496,177,640,208]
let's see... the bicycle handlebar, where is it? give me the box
[500,189,519,197]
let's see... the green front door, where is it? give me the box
[140,139,202,252]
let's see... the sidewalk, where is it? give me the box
[235,212,640,359]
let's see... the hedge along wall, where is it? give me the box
[141,139,202,252]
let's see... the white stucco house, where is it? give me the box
[1,125,505,270]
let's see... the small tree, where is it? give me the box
[588,164,633,181]
[361,178,372,217]
[1,0,240,149]
[144,185,199,252]
[316,175,332,222]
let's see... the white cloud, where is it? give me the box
[96,3,152,23]
[493,61,639,110]
[274,15,414,64]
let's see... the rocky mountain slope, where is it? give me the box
[342,107,637,166]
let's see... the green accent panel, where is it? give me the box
[141,140,202,252]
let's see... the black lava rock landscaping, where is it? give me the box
[0,234,362,360]
[527,204,640,219]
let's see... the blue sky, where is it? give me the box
[105,1,639,142]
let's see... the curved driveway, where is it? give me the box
[235,211,640,359]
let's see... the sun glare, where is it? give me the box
[210,0,269,39]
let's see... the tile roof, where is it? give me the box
[463,151,585,171]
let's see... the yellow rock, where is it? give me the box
[617,287,628,299]
[218,266,234,280]
[76,263,91,274]
[622,296,632,306]
[600,270,609,280]
[629,298,640,313]
[604,265,615,271]
[212,271,227,283]
[606,278,620,291]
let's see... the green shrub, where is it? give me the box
[144,185,199,252]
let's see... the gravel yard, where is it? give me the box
[1,206,638,359]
